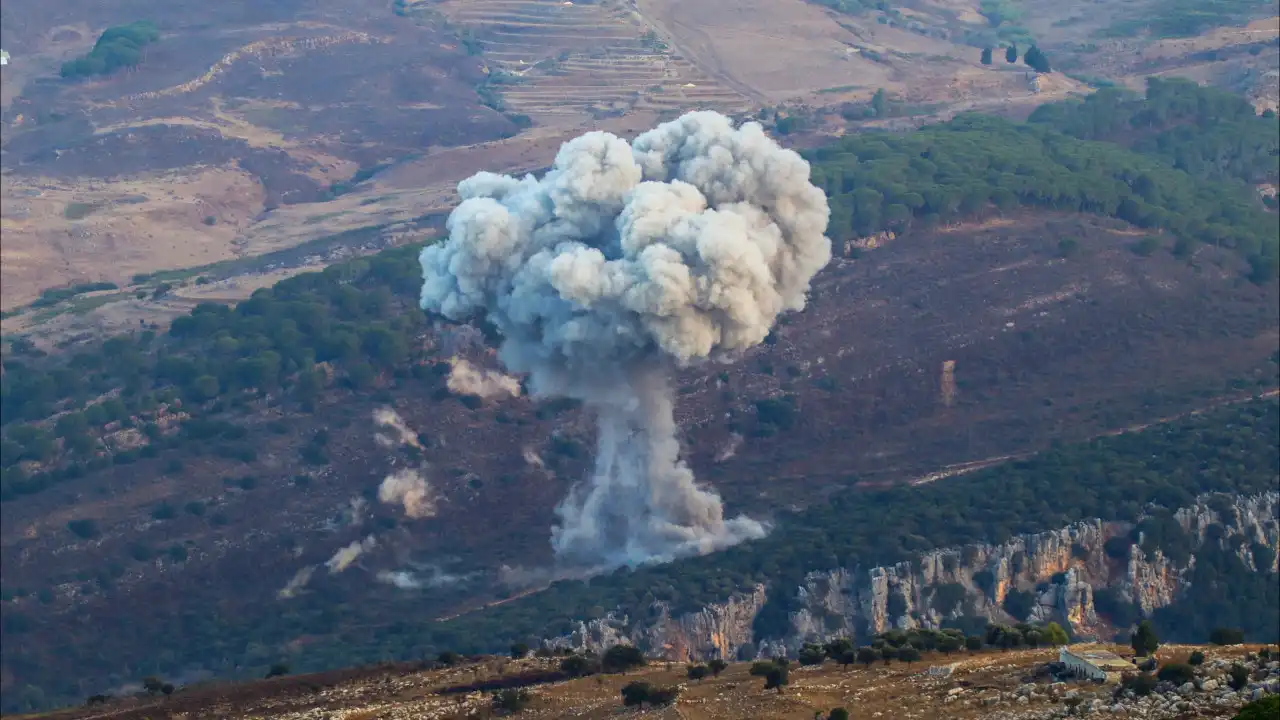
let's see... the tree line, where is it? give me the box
[0,244,435,500]
[980,43,1051,72]
[1026,77,1279,186]
[808,79,1278,283]
[60,21,159,79]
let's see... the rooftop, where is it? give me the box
[1062,645,1134,671]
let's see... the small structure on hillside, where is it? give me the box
[1058,645,1133,682]
[940,360,957,407]
[927,663,957,678]
[0,49,9,66]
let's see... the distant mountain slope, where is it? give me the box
[1,85,1278,711]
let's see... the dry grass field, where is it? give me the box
[429,0,751,120]
[1,0,1275,328]
[9,645,1271,720]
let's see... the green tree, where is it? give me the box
[938,635,963,655]
[191,375,220,401]
[560,654,593,677]
[1234,695,1280,719]
[54,412,89,438]
[856,646,879,666]
[708,658,728,676]
[361,327,408,367]
[1228,664,1250,691]
[1042,622,1070,646]
[1001,589,1036,620]
[1210,628,1245,645]
[621,680,651,707]
[965,635,984,653]
[141,676,164,695]
[647,686,680,706]
[1005,44,1017,63]
[64,432,97,457]
[1157,663,1195,684]
[687,664,709,681]
[1023,46,1052,73]
[293,367,324,404]
[765,664,789,693]
[897,646,921,665]
[67,518,99,539]
[871,89,887,118]
[981,47,993,65]
[1188,650,1205,665]
[799,643,827,666]
[829,709,851,720]
[1131,621,1160,657]
[510,642,530,658]
[1131,236,1161,257]
[1124,672,1158,696]
[824,637,853,660]
[601,644,646,673]
[346,362,377,390]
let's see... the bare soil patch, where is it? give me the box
[0,3,517,312]
[0,167,264,310]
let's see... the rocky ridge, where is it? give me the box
[547,492,1280,660]
[955,652,1280,720]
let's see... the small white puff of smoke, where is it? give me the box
[277,564,317,599]
[446,356,522,399]
[372,407,423,450]
[419,110,830,571]
[378,468,436,519]
[522,446,545,469]
[326,535,377,574]
[375,565,467,590]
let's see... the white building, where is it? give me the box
[0,50,10,66]
[1058,645,1135,682]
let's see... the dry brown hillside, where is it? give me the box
[12,644,1278,720]
[2,0,1274,328]
[1,212,1275,710]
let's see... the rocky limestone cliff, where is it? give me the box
[545,492,1279,661]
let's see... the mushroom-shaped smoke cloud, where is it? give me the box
[419,111,831,570]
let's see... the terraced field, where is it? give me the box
[430,0,752,122]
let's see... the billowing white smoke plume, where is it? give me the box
[447,357,522,399]
[419,111,831,569]
[378,468,436,519]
